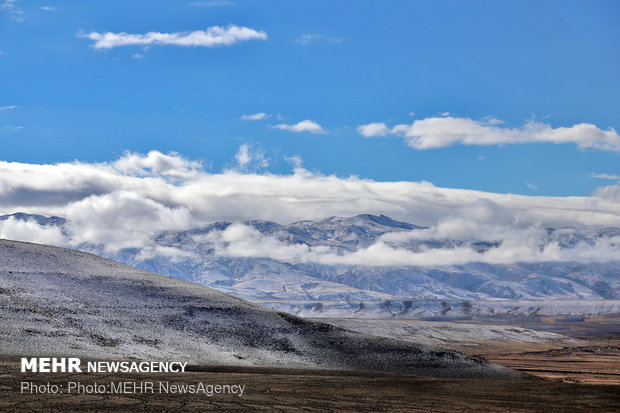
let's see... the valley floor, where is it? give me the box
[481,343,620,386]
[318,316,620,386]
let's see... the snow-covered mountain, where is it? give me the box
[2,212,620,319]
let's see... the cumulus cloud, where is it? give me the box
[274,120,325,134]
[77,25,267,49]
[357,122,389,138]
[112,150,203,180]
[595,184,620,202]
[1,151,620,267]
[359,116,620,152]
[241,112,270,121]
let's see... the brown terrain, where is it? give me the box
[1,360,620,412]
[2,317,618,412]
[446,315,620,386]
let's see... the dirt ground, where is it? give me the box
[477,342,620,386]
[439,316,620,386]
[2,318,619,412]
[1,359,620,412]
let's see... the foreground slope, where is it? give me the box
[0,239,513,378]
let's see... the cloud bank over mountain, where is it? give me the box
[0,150,619,266]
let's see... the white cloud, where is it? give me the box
[284,155,303,172]
[0,217,68,246]
[1,150,620,266]
[189,1,235,6]
[200,219,620,267]
[357,122,389,138]
[295,33,343,45]
[274,120,325,134]
[360,116,620,152]
[241,112,270,121]
[132,53,144,59]
[591,173,620,181]
[1,0,23,21]
[233,144,268,171]
[134,245,196,263]
[41,6,54,11]
[77,25,267,50]
[112,150,203,180]
[595,184,620,201]
[65,191,193,251]
[0,105,18,110]
[0,0,16,9]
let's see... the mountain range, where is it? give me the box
[2,212,619,319]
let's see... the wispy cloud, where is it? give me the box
[358,116,620,152]
[1,0,24,21]
[77,25,267,50]
[0,105,19,111]
[525,181,539,191]
[232,143,269,172]
[591,173,620,181]
[0,0,17,9]
[241,112,270,121]
[40,6,54,11]
[189,1,235,6]
[295,33,343,45]
[274,120,325,134]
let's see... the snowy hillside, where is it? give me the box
[0,239,514,378]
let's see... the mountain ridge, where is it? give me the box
[1,212,619,319]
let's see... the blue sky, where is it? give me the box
[1,0,619,196]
